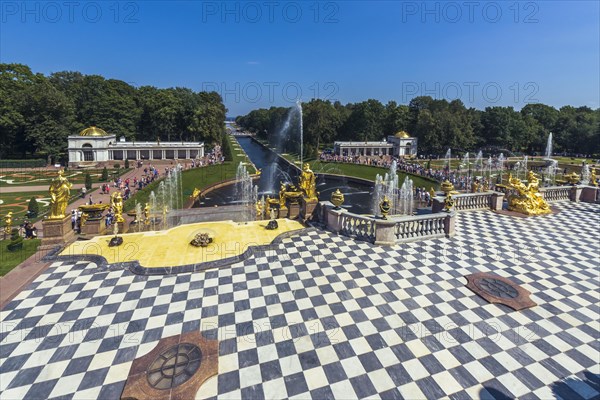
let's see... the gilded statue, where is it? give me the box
[279,182,287,208]
[111,191,125,223]
[4,212,13,235]
[506,172,551,216]
[191,188,201,199]
[590,168,598,187]
[144,203,150,225]
[298,163,317,200]
[48,170,73,219]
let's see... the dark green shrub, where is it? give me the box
[101,167,109,181]
[7,229,23,252]
[114,163,121,169]
[85,173,92,190]
[124,159,130,169]
[27,197,39,217]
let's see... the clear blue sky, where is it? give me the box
[1,1,598,116]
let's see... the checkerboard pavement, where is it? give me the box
[1,201,599,399]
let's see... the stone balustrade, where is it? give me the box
[322,202,455,245]
[539,186,572,202]
[432,191,503,213]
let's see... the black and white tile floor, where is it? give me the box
[1,201,599,399]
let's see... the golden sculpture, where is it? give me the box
[565,172,580,185]
[255,199,264,219]
[590,168,597,187]
[144,203,150,225]
[191,188,201,199]
[279,182,287,208]
[506,172,551,216]
[4,212,13,235]
[429,187,436,199]
[298,163,318,200]
[444,194,454,212]
[110,191,125,223]
[48,170,73,219]
[379,196,391,219]
[331,189,344,209]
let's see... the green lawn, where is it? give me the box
[0,239,41,276]
[0,168,131,187]
[311,161,439,189]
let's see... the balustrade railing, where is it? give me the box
[453,192,492,211]
[394,214,447,241]
[339,213,376,242]
[539,186,571,202]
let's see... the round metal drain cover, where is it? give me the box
[476,278,519,299]
[147,343,202,389]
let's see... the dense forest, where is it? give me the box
[236,98,600,158]
[0,63,227,162]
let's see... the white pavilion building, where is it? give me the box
[67,127,204,166]
[333,131,417,158]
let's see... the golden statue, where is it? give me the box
[298,163,317,200]
[279,182,287,208]
[471,179,481,193]
[110,191,125,223]
[590,168,598,187]
[4,212,13,235]
[506,172,551,216]
[429,187,436,199]
[191,188,201,199]
[48,170,73,219]
[144,203,150,225]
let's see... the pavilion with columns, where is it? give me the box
[67,126,205,166]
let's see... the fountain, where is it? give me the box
[235,162,258,223]
[544,132,553,160]
[498,153,505,183]
[581,164,591,186]
[444,148,452,177]
[473,151,483,176]
[372,161,413,217]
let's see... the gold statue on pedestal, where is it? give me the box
[48,170,72,220]
[590,168,597,187]
[298,163,318,200]
[110,191,125,223]
[4,212,13,235]
[506,171,551,216]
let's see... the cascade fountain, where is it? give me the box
[146,166,183,230]
[543,133,558,186]
[236,162,258,223]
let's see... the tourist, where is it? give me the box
[71,210,77,229]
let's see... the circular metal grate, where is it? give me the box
[476,278,519,299]
[147,343,202,390]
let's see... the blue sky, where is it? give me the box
[1,1,598,116]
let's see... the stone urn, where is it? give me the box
[379,196,391,219]
[331,189,344,210]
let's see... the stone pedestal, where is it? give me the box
[490,192,505,210]
[41,215,75,249]
[287,203,300,219]
[278,206,288,219]
[326,206,346,233]
[579,186,598,203]
[431,197,445,213]
[570,186,583,202]
[300,198,319,221]
[444,212,456,237]
[374,219,396,246]
[81,219,106,235]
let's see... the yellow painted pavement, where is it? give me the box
[61,219,305,268]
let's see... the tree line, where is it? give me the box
[236,97,600,157]
[0,63,227,162]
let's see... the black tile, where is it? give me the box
[358,352,383,372]
[386,363,412,386]
[218,370,240,393]
[6,366,43,389]
[78,367,109,390]
[350,374,377,398]
[241,384,265,400]
[238,348,259,368]
[298,350,319,370]
[260,360,282,381]
[284,372,309,397]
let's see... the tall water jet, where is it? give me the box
[135,202,142,232]
[545,132,553,160]
[235,162,257,223]
[581,164,591,185]
[149,191,157,231]
[473,151,483,176]
[297,100,303,167]
[444,149,452,176]
[498,153,505,183]
[462,152,470,177]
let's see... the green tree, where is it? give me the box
[101,167,109,181]
[28,197,39,217]
[7,228,24,251]
[85,173,92,190]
